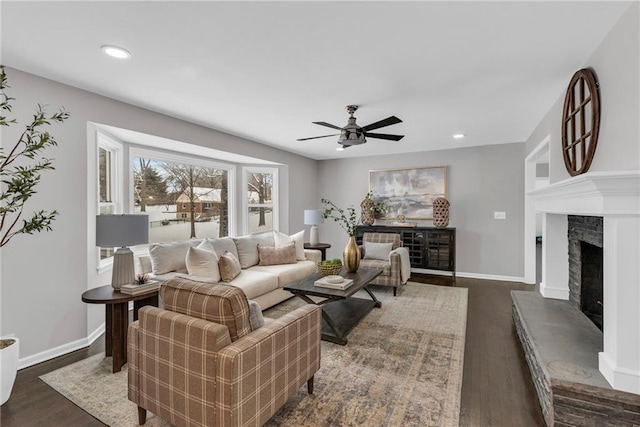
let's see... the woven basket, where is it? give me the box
[317,262,342,276]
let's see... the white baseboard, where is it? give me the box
[411,268,525,283]
[17,323,105,370]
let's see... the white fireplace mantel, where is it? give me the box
[528,170,640,395]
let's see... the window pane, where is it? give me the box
[99,148,112,203]
[246,173,273,204]
[248,207,273,234]
[133,157,230,242]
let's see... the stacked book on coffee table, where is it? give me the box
[314,276,353,290]
[119,280,160,295]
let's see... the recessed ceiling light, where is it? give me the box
[101,45,132,59]
[453,133,466,139]
[336,146,345,151]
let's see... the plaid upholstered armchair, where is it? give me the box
[359,232,411,296]
[128,278,321,427]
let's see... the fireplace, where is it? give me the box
[529,171,640,395]
[567,215,603,331]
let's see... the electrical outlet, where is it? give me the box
[494,211,506,219]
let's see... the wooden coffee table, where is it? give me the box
[284,267,383,345]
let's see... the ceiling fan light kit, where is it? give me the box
[298,104,404,149]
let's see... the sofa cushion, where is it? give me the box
[248,260,317,287]
[274,230,306,261]
[258,242,297,266]
[223,269,279,300]
[149,240,202,274]
[185,245,220,282]
[219,251,242,282]
[160,278,251,341]
[363,241,393,261]
[205,236,239,260]
[233,232,274,268]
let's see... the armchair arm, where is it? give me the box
[216,304,322,426]
[128,306,232,426]
[390,247,411,283]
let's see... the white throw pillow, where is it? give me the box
[185,245,221,282]
[231,233,277,269]
[273,230,306,261]
[149,240,202,274]
[364,241,394,261]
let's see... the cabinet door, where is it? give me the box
[425,230,453,270]
[400,229,426,268]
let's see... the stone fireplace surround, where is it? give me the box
[529,171,640,395]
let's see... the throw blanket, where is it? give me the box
[392,247,411,283]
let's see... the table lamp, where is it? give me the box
[304,209,324,246]
[96,214,149,290]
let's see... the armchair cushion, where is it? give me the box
[160,278,252,341]
[363,241,394,260]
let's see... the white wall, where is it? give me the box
[317,142,526,280]
[0,69,318,365]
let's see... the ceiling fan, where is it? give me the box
[297,105,404,148]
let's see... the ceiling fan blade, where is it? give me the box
[297,134,340,141]
[362,116,402,132]
[312,121,343,130]
[365,132,405,141]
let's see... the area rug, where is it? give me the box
[41,282,467,426]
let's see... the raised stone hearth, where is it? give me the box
[512,291,640,426]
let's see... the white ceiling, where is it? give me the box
[1,1,632,160]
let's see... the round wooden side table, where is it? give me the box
[81,285,159,373]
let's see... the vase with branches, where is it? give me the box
[0,65,70,405]
[321,197,364,272]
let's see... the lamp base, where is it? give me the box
[112,247,135,290]
[310,225,319,246]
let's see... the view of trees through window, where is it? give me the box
[133,156,229,243]
[246,171,275,234]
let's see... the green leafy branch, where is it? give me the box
[321,198,360,236]
[0,65,70,247]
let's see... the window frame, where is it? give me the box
[242,166,279,235]
[96,132,123,271]
[129,147,237,241]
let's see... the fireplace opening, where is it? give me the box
[580,241,603,331]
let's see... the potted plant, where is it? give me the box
[0,65,70,405]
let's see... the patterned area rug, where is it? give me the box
[41,282,467,426]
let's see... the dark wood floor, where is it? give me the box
[1,275,545,426]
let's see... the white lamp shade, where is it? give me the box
[304,209,324,226]
[96,214,149,247]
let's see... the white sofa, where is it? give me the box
[137,231,321,310]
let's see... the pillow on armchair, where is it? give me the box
[363,241,394,260]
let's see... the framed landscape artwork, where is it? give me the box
[369,166,447,220]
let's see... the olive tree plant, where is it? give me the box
[0,65,70,248]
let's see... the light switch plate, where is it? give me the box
[494,211,506,219]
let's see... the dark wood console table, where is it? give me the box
[81,285,159,373]
[356,225,456,280]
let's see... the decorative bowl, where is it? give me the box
[325,275,344,284]
[317,262,342,277]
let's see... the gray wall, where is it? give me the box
[525,2,639,181]
[0,68,318,363]
[317,142,526,279]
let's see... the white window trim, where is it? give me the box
[242,166,279,235]
[97,132,124,272]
